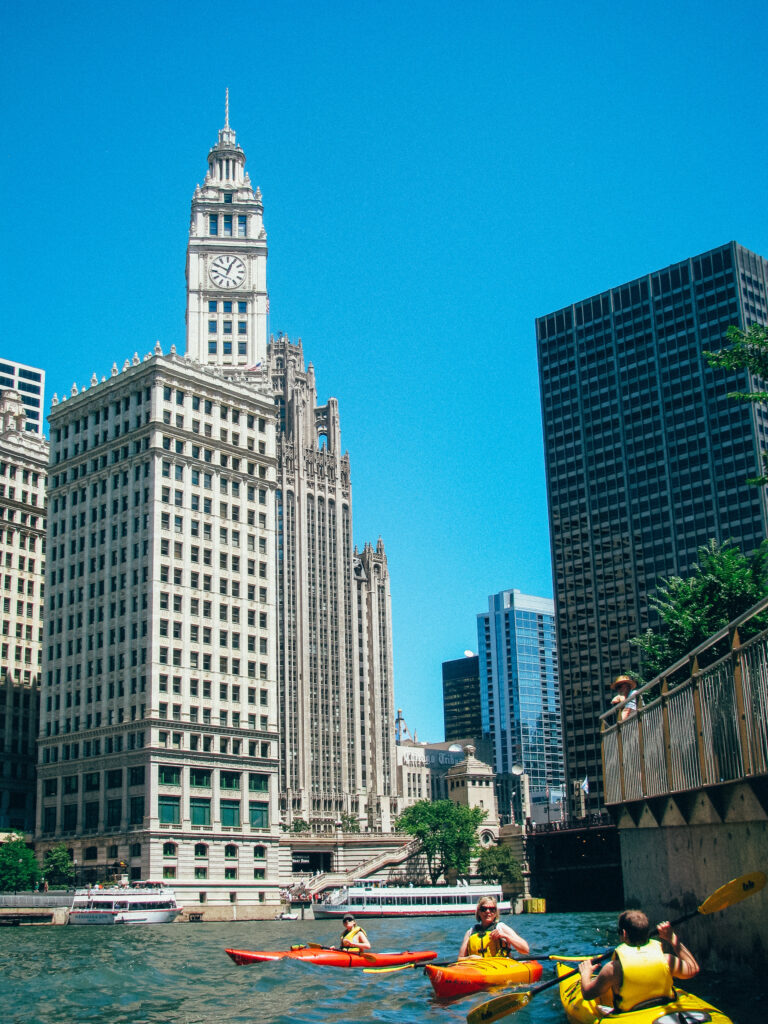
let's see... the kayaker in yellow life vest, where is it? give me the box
[458,897,530,958]
[579,910,699,1011]
[338,914,371,950]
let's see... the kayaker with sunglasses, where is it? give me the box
[337,914,371,950]
[458,897,530,958]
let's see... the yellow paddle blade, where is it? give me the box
[467,992,531,1024]
[548,954,594,962]
[362,963,416,974]
[698,871,766,915]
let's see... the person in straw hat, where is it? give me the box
[610,674,638,721]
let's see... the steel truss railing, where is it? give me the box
[602,595,768,805]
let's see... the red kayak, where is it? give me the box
[226,945,437,968]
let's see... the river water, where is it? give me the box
[0,912,762,1024]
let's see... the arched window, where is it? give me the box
[194,843,208,858]
[253,845,266,859]
[224,844,238,859]
[163,841,177,857]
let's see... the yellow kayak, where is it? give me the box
[557,962,733,1023]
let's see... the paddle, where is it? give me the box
[363,953,551,975]
[466,870,766,1024]
[305,941,378,962]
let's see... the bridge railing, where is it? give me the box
[601,595,768,805]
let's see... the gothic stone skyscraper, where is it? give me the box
[537,242,768,812]
[185,110,396,832]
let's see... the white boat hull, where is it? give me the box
[314,884,510,919]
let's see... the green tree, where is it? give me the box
[291,818,311,833]
[0,832,40,893]
[339,812,360,833]
[631,538,768,679]
[476,844,523,888]
[395,800,487,884]
[42,843,75,887]
[705,324,768,485]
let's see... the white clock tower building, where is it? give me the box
[186,94,268,370]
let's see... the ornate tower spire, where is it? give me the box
[185,109,269,369]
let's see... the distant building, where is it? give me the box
[477,589,563,825]
[0,390,48,829]
[442,654,481,741]
[0,362,45,437]
[537,242,768,811]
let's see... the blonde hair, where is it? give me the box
[475,897,499,923]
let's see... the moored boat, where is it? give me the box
[426,956,543,999]
[313,883,510,919]
[225,945,437,968]
[557,961,733,1024]
[68,883,182,925]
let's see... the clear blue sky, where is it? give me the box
[4,1,768,741]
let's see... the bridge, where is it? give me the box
[601,595,768,969]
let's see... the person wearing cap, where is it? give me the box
[610,674,638,722]
[338,914,371,950]
[458,896,529,958]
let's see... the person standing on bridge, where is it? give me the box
[610,674,639,721]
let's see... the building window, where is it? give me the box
[224,867,238,880]
[158,795,180,825]
[190,768,211,788]
[194,843,208,858]
[224,844,238,859]
[163,866,176,879]
[195,867,207,879]
[158,764,181,786]
[208,301,218,312]
[190,797,211,826]
[253,868,265,880]
[249,801,268,828]
[220,800,240,828]
[163,841,177,857]
[209,215,218,235]
[208,321,217,334]
[253,845,266,859]
[249,773,268,792]
[223,215,232,237]
[237,216,246,237]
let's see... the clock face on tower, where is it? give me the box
[209,254,246,288]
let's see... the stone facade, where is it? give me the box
[0,388,47,829]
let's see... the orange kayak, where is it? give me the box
[226,945,437,969]
[426,956,543,998]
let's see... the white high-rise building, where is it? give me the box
[0,361,45,437]
[35,102,396,903]
[0,389,47,830]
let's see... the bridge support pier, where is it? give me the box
[616,781,768,972]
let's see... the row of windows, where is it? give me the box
[208,341,247,356]
[209,214,247,237]
[208,321,247,335]
[161,840,267,859]
[158,794,268,828]
[209,300,247,314]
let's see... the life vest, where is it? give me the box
[614,940,674,1011]
[466,923,507,958]
[341,924,367,949]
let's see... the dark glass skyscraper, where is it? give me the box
[537,242,768,811]
[442,655,481,741]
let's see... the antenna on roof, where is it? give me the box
[225,87,230,130]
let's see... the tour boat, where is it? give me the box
[68,883,182,925]
[313,883,510,919]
